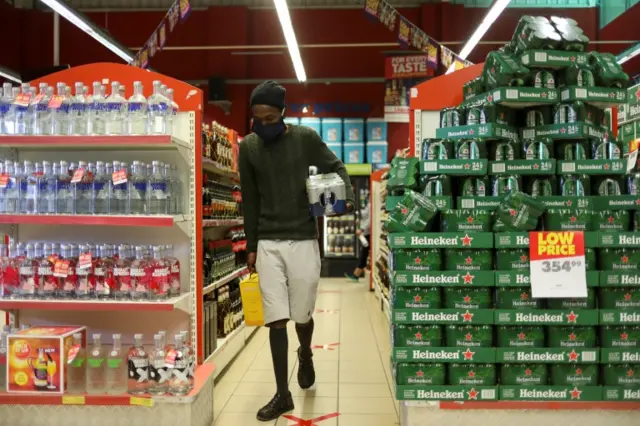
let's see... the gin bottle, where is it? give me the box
[56,161,74,214]
[67,333,86,393]
[148,334,169,395]
[130,245,150,301]
[179,330,195,391]
[114,244,132,300]
[74,161,94,214]
[50,83,69,135]
[127,81,147,135]
[86,333,106,394]
[111,161,130,214]
[148,161,168,215]
[130,161,148,214]
[106,334,127,394]
[14,83,32,135]
[87,82,106,135]
[69,82,87,135]
[105,82,125,135]
[2,161,19,214]
[18,243,39,299]
[148,81,168,135]
[76,244,94,299]
[38,243,57,299]
[94,244,115,299]
[168,334,189,395]
[127,334,150,395]
[93,161,111,214]
[164,244,181,297]
[32,83,51,135]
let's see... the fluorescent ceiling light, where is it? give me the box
[446,0,512,74]
[273,0,307,82]
[617,42,640,65]
[39,0,134,63]
[0,67,21,83]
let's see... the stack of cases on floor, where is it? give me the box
[386,15,639,404]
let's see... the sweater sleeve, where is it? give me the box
[239,140,260,253]
[308,130,355,206]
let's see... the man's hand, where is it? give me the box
[346,202,355,213]
[247,252,257,274]
[355,229,362,237]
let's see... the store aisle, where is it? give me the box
[212,278,399,426]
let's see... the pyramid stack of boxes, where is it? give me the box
[385,16,640,403]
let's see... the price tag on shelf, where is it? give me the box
[14,94,31,107]
[53,259,70,278]
[529,231,587,298]
[627,139,639,173]
[78,253,92,270]
[112,169,128,185]
[0,174,9,189]
[62,396,85,405]
[130,396,154,407]
[48,95,62,109]
[71,168,85,184]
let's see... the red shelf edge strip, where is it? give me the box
[0,215,174,227]
[439,401,640,410]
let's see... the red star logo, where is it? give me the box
[568,350,580,362]
[465,333,473,341]
[500,112,504,119]
[570,216,577,222]
[560,127,567,134]
[465,257,473,265]
[575,368,583,375]
[621,332,628,341]
[570,56,576,61]
[469,129,475,135]
[608,216,615,223]
[604,163,611,170]
[491,67,495,73]
[509,209,516,217]
[541,92,547,98]
[416,370,424,377]
[570,387,582,400]
[533,163,540,169]
[462,272,475,284]
[521,292,529,300]
[566,311,579,323]
[463,295,472,303]
[466,216,474,224]
[524,368,532,376]
[636,199,640,206]
[464,163,471,170]
[636,87,640,101]
[414,257,422,264]
[401,207,408,215]
[468,370,476,378]
[487,95,493,102]
[624,293,632,301]
[415,332,423,340]
[566,200,572,207]
[414,295,422,303]
[569,333,577,341]
[463,348,475,360]
[461,234,473,246]
[627,369,635,377]
[609,92,615,98]
[520,255,528,262]
[518,332,526,340]
[622,256,629,264]
[467,388,479,400]
[462,311,474,322]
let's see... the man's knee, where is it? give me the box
[266,319,289,329]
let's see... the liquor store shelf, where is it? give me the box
[0,214,188,228]
[202,158,239,180]
[202,267,249,296]
[202,218,243,227]
[0,364,215,406]
[204,322,259,380]
[0,292,191,313]
[0,135,191,150]
[373,274,391,323]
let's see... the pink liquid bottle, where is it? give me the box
[18,243,39,299]
[38,243,58,299]
[58,244,78,299]
[164,244,181,297]
[114,244,132,300]
[1,243,20,299]
[130,245,150,301]
[75,243,94,299]
[94,244,116,300]
[150,246,169,301]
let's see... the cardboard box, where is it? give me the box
[7,326,86,394]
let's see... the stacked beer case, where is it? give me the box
[387,16,639,404]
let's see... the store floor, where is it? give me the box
[212,278,399,426]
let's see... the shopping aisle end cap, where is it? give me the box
[410,64,483,111]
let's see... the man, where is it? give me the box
[239,80,354,421]
[346,201,370,281]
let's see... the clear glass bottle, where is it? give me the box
[38,243,57,299]
[111,161,130,214]
[56,160,74,214]
[87,82,106,135]
[148,161,168,215]
[18,243,38,299]
[76,243,94,299]
[74,161,94,214]
[148,80,168,135]
[166,87,179,136]
[93,161,111,215]
[0,331,8,389]
[114,244,132,300]
[95,244,115,300]
[130,161,148,215]
[168,334,189,395]
[127,334,150,395]
[130,245,150,301]
[0,83,12,135]
[149,246,169,301]
[69,82,87,135]
[3,243,20,299]
[3,87,20,135]
[106,333,127,394]
[67,333,86,393]
[21,160,38,214]
[0,244,8,298]
[14,83,32,135]
[179,330,195,391]
[105,82,125,135]
[148,334,169,395]
[2,161,19,214]
[38,161,56,214]
[127,81,147,135]
[32,83,52,135]
[164,244,181,297]
[86,333,106,394]
[50,83,69,135]
[58,244,78,299]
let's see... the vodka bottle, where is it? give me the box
[148,81,168,135]
[168,334,189,395]
[130,245,150,301]
[114,244,132,299]
[0,244,7,298]
[67,333,86,393]
[56,160,74,214]
[2,161,19,213]
[3,87,20,135]
[93,161,111,214]
[148,334,169,395]
[32,83,51,135]
[149,246,169,301]
[69,82,87,135]
[112,161,130,214]
[127,81,147,135]
[95,244,115,299]
[3,243,20,299]
[58,244,78,299]
[105,82,125,135]
[14,83,32,135]
[38,243,57,299]
[21,160,38,214]
[76,243,94,299]
[162,164,173,214]
[0,331,7,389]
[87,82,106,135]
[171,164,182,214]
[127,334,150,395]
[165,244,181,297]
[0,83,12,135]
[0,162,4,213]
[86,333,106,394]
[50,83,69,135]
[130,161,148,214]
[106,333,127,394]
[39,161,57,214]
[166,88,179,136]
[148,161,168,215]
[74,161,94,214]
[179,330,195,391]
[18,243,38,299]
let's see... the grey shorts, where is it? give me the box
[256,239,321,325]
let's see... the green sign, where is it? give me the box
[560,86,627,107]
[489,160,555,175]
[534,196,592,209]
[388,232,494,249]
[435,123,518,141]
[600,349,640,364]
[392,271,495,287]
[599,232,640,248]
[497,348,599,364]
[491,87,558,108]
[520,50,589,69]
[590,196,640,210]
[420,160,488,176]
[392,347,496,362]
[494,309,599,325]
[393,309,495,324]
[602,387,640,401]
[499,385,602,401]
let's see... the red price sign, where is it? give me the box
[71,168,85,184]
[53,260,70,278]
[0,174,9,189]
[48,95,62,109]
[112,169,128,185]
[78,253,92,270]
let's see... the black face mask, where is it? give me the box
[252,118,286,142]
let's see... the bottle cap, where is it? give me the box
[134,333,143,339]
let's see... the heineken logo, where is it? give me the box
[620,312,640,322]
[416,389,464,399]
[619,235,640,245]
[516,274,530,284]
[622,352,640,362]
[624,389,640,399]
[515,351,569,362]
[514,312,565,323]
[409,235,472,246]
[410,273,474,285]
[411,311,474,322]
[411,348,475,361]
[519,387,582,400]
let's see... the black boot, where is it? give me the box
[297,347,316,389]
[256,392,294,421]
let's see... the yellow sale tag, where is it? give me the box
[62,396,85,405]
[130,397,154,407]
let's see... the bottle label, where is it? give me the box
[67,344,81,363]
[19,267,34,275]
[71,168,85,184]
[35,103,48,112]
[70,103,85,112]
[106,102,122,112]
[128,356,150,383]
[150,357,170,383]
[133,182,148,192]
[114,267,130,276]
[38,266,53,275]
[58,104,70,113]
[0,174,8,189]
[128,102,145,112]
[53,260,70,277]
[130,268,145,277]
[78,253,92,269]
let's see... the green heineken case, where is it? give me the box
[547,326,597,348]
[422,139,454,161]
[550,364,599,386]
[444,249,494,271]
[497,326,545,348]
[599,287,640,309]
[440,210,492,233]
[543,209,595,231]
[384,190,438,233]
[546,288,597,309]
[555,140,589,161]
[523,138,553,160]
[396,362,446,385]
[526,176,557,196]
[598,248,640,271]
[602,364,640,387]
[445,325,494,347]
[443,287,493,310]
[593,176,624,196]
[391,286,442,310]
[491,140,521,161]
[391,249,442,271]
[599,325,640,348]
[496,287,545,310]
[500,364,549,385]
[497,191,546,232]
[589,52,630,89]
[393,324,443,347]
[448,363,497,386]
[492,175,522,196]
[495,249,530,271]
[592,139,623,160]
[559,174,591,196]
[455,139,487,160]
[421,174,453,196]
[460,177,491,197]
[596,211,632,232]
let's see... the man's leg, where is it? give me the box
[255,241,294,421]
[285,240,321,389]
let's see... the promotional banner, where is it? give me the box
[529,231,587,298]
[384,55,432,123]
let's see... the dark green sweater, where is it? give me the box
[239,125,355,252]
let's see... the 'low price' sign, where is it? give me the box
[529,232,587,299]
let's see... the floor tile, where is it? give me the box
[337,414,400,426]
[214,411,277,426]
[277,413,339,426]
[338,397,397,415]
[224,395,337,414]
[339,383,394,398]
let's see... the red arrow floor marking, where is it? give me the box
[282,412,340,426]
[315,309,340,314]
[311,342,340,350]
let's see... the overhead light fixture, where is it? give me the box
[39,0,134,63]
[446,0,512,74]
[0,66,21,83]
[273,0,307,82]
[617,42,640,65]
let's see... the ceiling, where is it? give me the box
[12,0,428,9]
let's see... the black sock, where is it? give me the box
[295,318,314,356]
[269,327,289,396]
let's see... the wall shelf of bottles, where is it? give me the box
[203,267,248,296]
[0,214,188,228]
[202,158,239,181]
[202,218,243,228]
